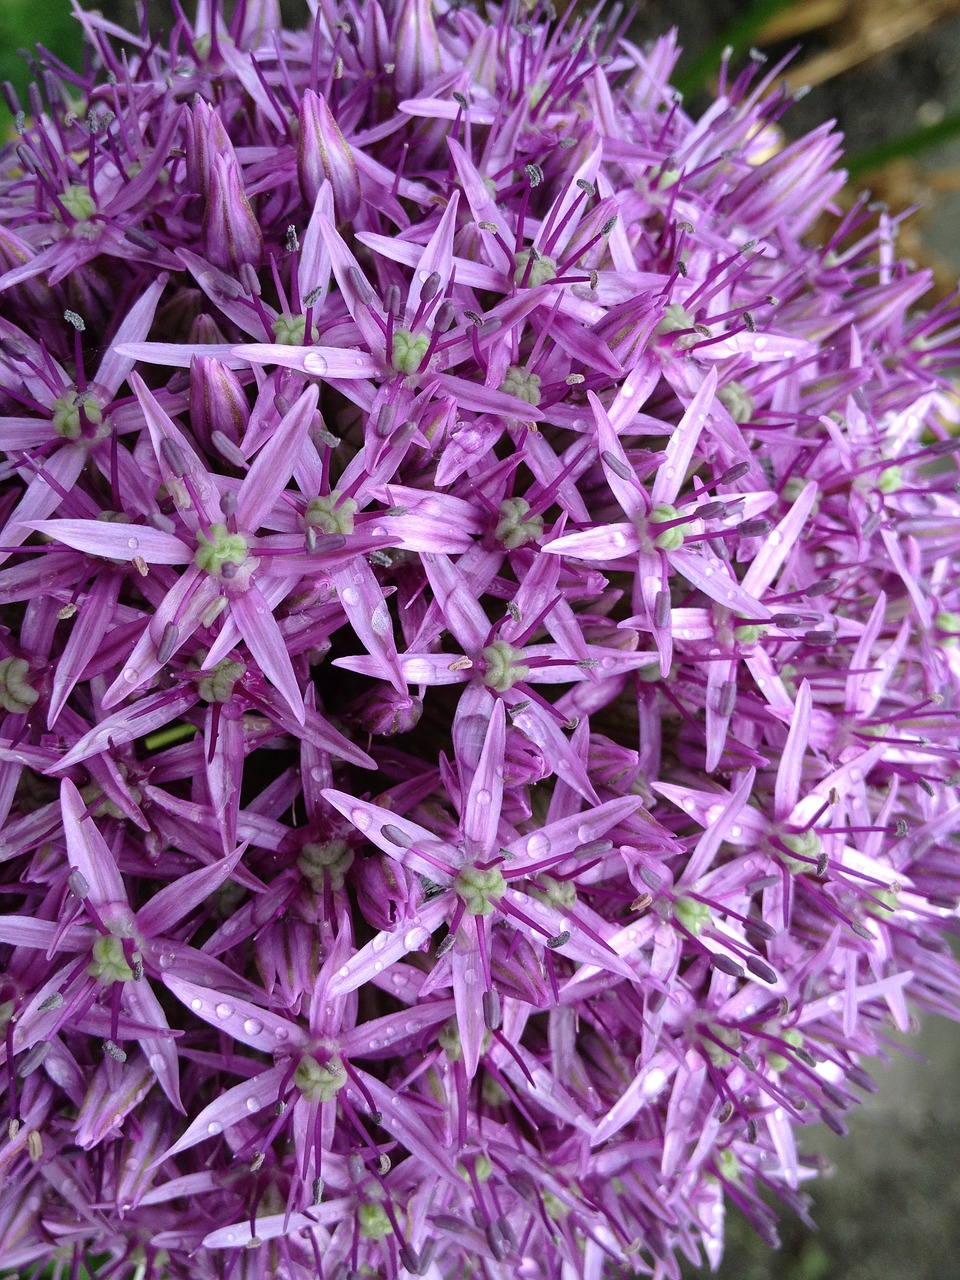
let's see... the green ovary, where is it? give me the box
[271,313,308,345]
[293,1053,346,1103]
[196,658,246,704]
[499,366,542,407]
[52,393,103,441]
[494,497,543,549]
[297,840,354,891]
[528,874,577,910]
[357,1201,392,1240]
[781,828,821,872]
[674,895,710,937]
[195,524,248,576]
[650,503,684,551]
[61,184,97,221]
[767,1027,804,1073]
[0,658,39,714]
[306,490,357,535]
[391,329,429,374]
[513,250,557,288]
[718,380,754,424]
[88,935,134,985]
[455,864,506,916]
[482,640,529,692]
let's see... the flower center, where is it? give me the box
[51,392,104,441]
[293,1053,347,1102]
[499,366,542,407]
[481,639,529,692]
[455,864,506,915]
[391,328,429,374]
[60,183,97,222]
[195,657,246,703]
[271,313,309,345]
[298,840,354,891]
[194,523,249,577]
[494,497,543,549]
[649,503,685,551]
[513,250,557,288]
[306,490,357,535]
[88,935,134,985]
[0,657,38,714]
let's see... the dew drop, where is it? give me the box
[126,537,139,550]
[611,530,627,549]
[754,335,767,351]
[207,1121,223,1135]
[374,961,383,972]
[341,586,360,607]
[215,1002,234,1021]
[245,1097,260,1113]
[302,352,328,376]
[731,825,742,839]
[191,998,203,1011]
[526,832,551,857]
[681,797,695,813]
[148,1052,165,1074]
[577,824,592,842]
[372,933,387,952]
[600,656,615,670]
[274,1026,290,1042]
[368,1038,381,1049]
[475,788,492,807]
[122,667,138,683]
[403,927,427,950]
[351,807,371,831]
[113,1113,123,1126]
[243,1018,263,1036]
[339,965,350,978]
[768,529,782,546]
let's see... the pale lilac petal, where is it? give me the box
[651,367,717,507]
[462,698,506,857]
[24,519,189,564]
[229,582,305,724]
[159,1065,287,1161]
[61,778,127,908]
[135,847,246,940]
[162,975,304,1054]
[237,383,318,529]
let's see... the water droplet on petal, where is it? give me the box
[341,586,360,606]
[274,1026,289,1042]
[243,1018,263,1036]
[526,833,551,857]
[372,933,387,952]
[302,352,327,376]
[207,1121,223,1135]
[351,807,371,831]
[403,927,427,950]
[127,537,139,550]
[245,1097,260,1113]
[215,1002,234,1020]
[191,998,203,1011]
[123,668,138,683]
[475,788,492,807]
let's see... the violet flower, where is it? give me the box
[1,2,960,1278]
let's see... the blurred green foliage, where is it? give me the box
[0,0,83,133]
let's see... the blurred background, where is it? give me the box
[3,1,960,1277]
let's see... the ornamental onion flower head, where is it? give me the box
[2,2,960,1277]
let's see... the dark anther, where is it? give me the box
[716,462,750,484]
[745,955,777,983]
[710,953,745,978]
[546,931,570,949]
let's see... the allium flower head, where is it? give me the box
[2,2,960,1278]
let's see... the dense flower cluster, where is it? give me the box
[2,0,960,1276]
